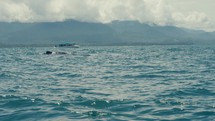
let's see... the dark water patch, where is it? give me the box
[123,74,166,79]
[171,88,215,97]
[156,70,191,74]
[128,65,156,69]
[2,99,35,108]
[167,48,184,52]
[0,96,47,109]
[51,106,70,112]
[0,73,11,79]
[84,91,112,97]
[173,118,191,121]
[0,111,48,121]
[55,73,81,78]
[101,76,116,80]
[70,88,93,94]
[193,111,215,116]
[152,108,185,116]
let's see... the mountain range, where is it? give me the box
[0,20,215,47]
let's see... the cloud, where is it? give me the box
[0,0,33,22]
[0,0,213,31]
[172,12,210,30]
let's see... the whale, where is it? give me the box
[44,51,67,55]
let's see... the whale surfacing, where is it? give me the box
[44,51,67,55]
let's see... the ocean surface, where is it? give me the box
[0,45,215,121]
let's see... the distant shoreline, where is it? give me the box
[0,43,195,48]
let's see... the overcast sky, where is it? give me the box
[0,0,214,31]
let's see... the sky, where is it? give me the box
[0,0,214,31]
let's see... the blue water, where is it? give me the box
[0,45,215,121]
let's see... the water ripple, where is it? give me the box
[1,45,215,120]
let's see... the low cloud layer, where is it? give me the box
[0,0,214,31]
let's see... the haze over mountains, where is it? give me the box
[0,20,215,47]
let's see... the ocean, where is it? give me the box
[0,45,215,121]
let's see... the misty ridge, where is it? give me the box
[0,20,215,47]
